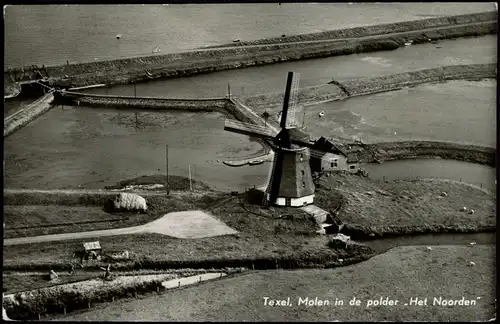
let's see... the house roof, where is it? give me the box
[83,241,101,251]
[312,137,347,156]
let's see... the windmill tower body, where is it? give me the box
[265,128,315,206]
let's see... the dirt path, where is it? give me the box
[3,210,238,246]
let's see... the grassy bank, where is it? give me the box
[2,273,178,320]
[340,141,496,167]
[2,268,238,294]
[313,172,496,239]
[204,11,498,48]
[243,63,497,111]
[4,16,496,89]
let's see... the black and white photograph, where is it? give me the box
[2,2,497,322]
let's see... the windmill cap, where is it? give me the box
[286,128,310,142]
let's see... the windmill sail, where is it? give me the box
[224,119,278,139]
[285,72,300,129]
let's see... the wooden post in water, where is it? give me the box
[134,83,137,98]
[135,112,138,128]
[166,144,170,195]
[189,165,193,191]
[228,83,231,99]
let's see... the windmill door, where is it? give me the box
[285,198,291,207]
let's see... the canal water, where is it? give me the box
[82,35,496,99]
[302,79,496,147]
[3,106,270,191]
[4,105,495,192]
[4,3,496,68]
[362,159,496,192]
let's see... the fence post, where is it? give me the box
[88,301,91,309]
[178,280,181,288]
[480,182,483,188]
[199,275,202,283]
[64,307,66,315]
[275,259,278,270]
[38,314,41,321]
[157,286,160,293]
[112,296,114,302]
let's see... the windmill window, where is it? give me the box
[301,170,305,175]
[302,181,306,188]
[300,154,303,161]
[349,165,356,170]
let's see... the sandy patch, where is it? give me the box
[143,210,238,239]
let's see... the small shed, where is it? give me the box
[83,241,102,260]
[310,137,351,173]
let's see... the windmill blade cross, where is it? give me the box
[280,72,295,129]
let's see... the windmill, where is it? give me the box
[224,71,334,207]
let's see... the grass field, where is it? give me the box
[4,175,227,239]
[4,173,495,271]
[314,173,496,237]
[55,244,496,322]
[2,191,336,269]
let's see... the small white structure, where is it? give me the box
[468,261,476,267]
[113,192,147,212]
[469,209,475,214]
[461,206,468,212]
[331,233,351,248]
[319,111,325,117]
[470,241,477,246]
[116,34,122,39]
[83,241,102,261]
[426,246,432,251]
